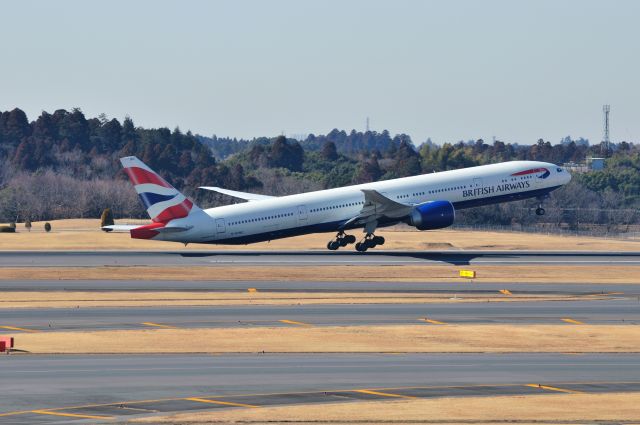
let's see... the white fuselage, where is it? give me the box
[162,160,570,244]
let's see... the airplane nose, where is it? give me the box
[563,169,572,184]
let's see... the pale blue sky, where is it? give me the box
[1,0,638,145]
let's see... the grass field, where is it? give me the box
[0,290,596,309]
[8,325,640,354]
[134,392,640,424]
[1,264,638,284]
[1,219,639,251]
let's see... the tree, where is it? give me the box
[270,136,304,171]
[393,139,421,177]
[100,208,114,230]
[1,108,31,146]
[25,218,31,232]
[354,156,382,183]
[321,141,338,161]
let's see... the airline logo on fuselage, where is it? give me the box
[463,181,530,198]
[511,167,550,179]
[462,168,548,198]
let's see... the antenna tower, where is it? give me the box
[366,117,370,132]
[602,105,610,155]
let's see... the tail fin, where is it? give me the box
[120,156,200,223]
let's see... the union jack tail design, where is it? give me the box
[120,156,199,223]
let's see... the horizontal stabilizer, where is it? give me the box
[101,224,141,232]
[199,186,275,202]
[155,225,192,233]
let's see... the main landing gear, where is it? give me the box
[327,232,357,250]
[355,234,385,252]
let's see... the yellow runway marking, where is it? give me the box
[141,322,177,329]
[0,410,32,417]
[279,319,312,326]
[525,384,585,394]
[355,389,416,399]
[32,410,113,420]
[0,325,39,333]
[185,397,259,408]
[419,318,446,325]
[561,318,585,325]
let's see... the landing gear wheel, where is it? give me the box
[535,207,545,216]
[355,242,368,252]
[373,236,385,246]
[356,233,381,251]
[327,232,357,250]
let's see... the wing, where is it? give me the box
[199,186,275,202]
[342,189,413,231]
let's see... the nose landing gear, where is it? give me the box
[327,232,357,250]
[355,234,385,252]
[535,195,548,216]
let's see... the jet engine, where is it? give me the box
[408,200,455,230]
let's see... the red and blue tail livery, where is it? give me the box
[120,156,195,223]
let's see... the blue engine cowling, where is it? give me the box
[408,200,455,230]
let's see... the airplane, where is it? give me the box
[105,156,571,251]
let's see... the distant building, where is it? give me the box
[563,162,588,173]
[587,157,606,171]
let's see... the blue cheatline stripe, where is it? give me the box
[138,192,177,208]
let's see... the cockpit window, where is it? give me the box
[556,167,563,172]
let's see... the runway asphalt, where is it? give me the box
[1,250,640,266]
[2,279,640,294]
[1,299,638,332]
[1,250,638,423]
[1,353,639,423]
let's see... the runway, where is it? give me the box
[2,279,640,294]
[1,250,638,423]
[2,250,640,266]
[1,353,639,423]
[1,299,638,332]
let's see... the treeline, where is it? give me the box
[0,108,260,221]
[1,107,639,233]
[198,129,408,160]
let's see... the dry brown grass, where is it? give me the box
[133,392,640,424]
[1,219,639,252]
[0,290,592,309]
[8,325,640,354]
[1,264,638,283]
